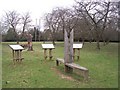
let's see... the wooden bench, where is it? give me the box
[56,58,64,66]
[56,58,89,81]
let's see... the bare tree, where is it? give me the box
[4,10,21,43]
[21,12,32,36]
[0,21,5,35]
[74,1,116,50]
[44,9,61,45]
[56,8,78,38]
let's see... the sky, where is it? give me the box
[0,0,118,31]
[0,0,75,30]
[0,0,118,19]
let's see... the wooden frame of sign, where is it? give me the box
[9,45,24,64]
[73,43,83,60]
[41,44,55,60]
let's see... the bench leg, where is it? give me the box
[77,56,80,60]
[65,65,73,73]
[56,60,59,66]
[83,70,89,81]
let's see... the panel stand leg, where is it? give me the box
[19,50,22,64]
[12,50,15,65]
[49,49,52,60]
[84,70,89,81]
[44,49,47,60]
[14,51,17,62]
[17,51,19,62]
[77,49,80,60]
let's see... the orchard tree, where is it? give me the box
[74,1,117,50]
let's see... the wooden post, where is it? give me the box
[44,49,47,60]
[56,60,59,66]
[49,49,52,60]
[19,50,22,63]
[28,42,33,51]
[77,49,80,60]
[12,50,15,65]
[64,29,73,73]
[17,51,19,62]
[83,70,89,81]
[15,51,17,61]
[27,34,33,51]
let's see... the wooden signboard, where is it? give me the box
[42,44,55,49]
[9,45,24,64]
[73,43,83,60]
[9,45,24,50]
[41,44,55,60]
[73,43,83,49]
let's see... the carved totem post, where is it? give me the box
[64,29,73,73]
[27,34,33,51]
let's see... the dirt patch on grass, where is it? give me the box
[51,67,76,81]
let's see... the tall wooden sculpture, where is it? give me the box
[64,29,73,73]
[27,34,33,51]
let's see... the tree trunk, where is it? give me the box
[16,34,19,44]
[96,40,100,50]
[103,40,106,46]
[52,40,55,45]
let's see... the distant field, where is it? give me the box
[2,42,118,88]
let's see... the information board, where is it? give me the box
[41,44,55,49]
[9,45,24,50]
[73,44,83,49]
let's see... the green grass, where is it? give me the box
[2,42,118,88]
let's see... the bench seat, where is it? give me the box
[56,58,89,81]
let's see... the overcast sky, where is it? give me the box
[0,0,117,31]
[0,0,75,27]
[0,0,118,20]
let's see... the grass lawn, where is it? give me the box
[2,42,118,88]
